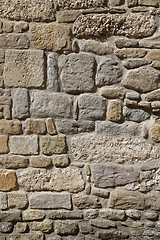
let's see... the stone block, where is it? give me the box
[115,48,146,59]
[73,195,101,209]
[47,210,83,219]
[31,91,72,119]
[30,193,71,210]
[30,219,53,233]
[47,52,59,91]
[0,155,28,169]
[90,219,116,228]
[14,22,29,33]
[24,119,46,134]
[107,100,122,122]
[8,193,28,209]
[97,229,129,239]
[123,106,150,122]
[0,120,22,134]
[145,191,160,210]
[78,94,106,120]
[58,0,106,9]
[123,59,151,69]
[3,21,13,33]
[40,136,66,155]
[53,155,69,167]
[0,170,17,191]
[57,10,81,23]
[4,50,44,88]
[15,222,28,233]
[115,38,139,48]
[0,210,21,222]
[0,35,7,48]
[30,23,71,51]
[0,193,8,210]
[101,87,125,100]
[9,136,38,155]
[0,50,5,64]
[150,124,160,142]
[6,34,29,49]
[23,210,45,221]
[127,0,138,7]
[12,88,29,119]
[84,209,99,219]
[139,0,159,7]
[59,53,95,94]
[0,136,9,154]
[30,156,52,168]
[125,209,141,220]
[55,221,78,235]
[0,222,13,233]
[96,58,123,87]
[91,187,109,198]
[9,232,44,240]
[100,209,125,220]
[46,118,57,135]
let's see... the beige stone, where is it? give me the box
[14,22,29,33]
[145,89,160,101]
[115,49,147,59]
[6,34,29,49]
[101,87,125,100]
[8,193,28,209]
[24,119,46,134]
[53,155,69,167]
[9,233,44,240]
[30,156,52,168]
[23,210,45,221]
[152,61,160,70]
[3,21,13,33]
[107,100,122,122]
[0,136,9,154]
[0,155,28,169]
[139,0,159,7]
[91,187,109,198]
[15,222,28,233]
[0,210,21,222]
[0,120,22,134]
[40,136,67,155]
[90,219,116,228]
[150,124,160,142]
[147,50,160,60]
[73,195,101,209]
[30,219,53,233]
[57,10,81,23]
[55,221,78,235]
[4,50,44,88]
[58,0,106,9]
[46,118,57,135]
[100,209,125,220]
[30,24,71,51]
[0,170,17,191]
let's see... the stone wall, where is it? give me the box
[0,0,160,239]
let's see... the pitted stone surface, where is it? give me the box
[71,134,159,164]
[0,170,17,191]
[58,0,106,9]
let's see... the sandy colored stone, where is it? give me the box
[53,155,69,167]
[115,49,147,59]
[23,210,45,221]
[41,136,66,155]
[152,61,160,70]
[115,38,139,48]
[101,87,125,100]
[4,50,44,88]
[107,100,122,122]
[100,209,125,220]
[8,193,28,209]
[0,155,28,169]
[0,120,22,134]
[30,23,71,51]
[0,210,21,222]
[9,233,44,240]
[58,0,106,9]
[145,191,160,210]
[123,59,151,69]
[30,219,53,233]
[0,136,9,154]
[47,118,57,135]
[145,89,160,101]
[0,170,17,191]
[147,50,160,60]
[0,0,55,22]
[14,22,29,33]
[55,221,78,235]
[57,10,81,23]
[71,134,159,164]
[92,187,109,198]
[150,124,160,142]
[6,34,29,49]
[30,156,52,168]
[0,222,13,233]
[47,210,83,219]
[24,119,46,134]
[15,222,28,233]
[90,219,116,228]
[139,0,159,7]
[3,21,13,33]
[73,195,101,209]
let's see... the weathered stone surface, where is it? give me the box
[123,106,150,122]
[84,209,99,219]
[92,187,109,198]
[108,189,145,210]
[40,136,66,155]
[0,193,8,210]
[0,136,9,154]
[97,229,129,239]
[8,193,28,209]
[30,193,71,210]
[17,169,50,191]
[0,170,17,191]
[126,91,140,100]
[30,24,71,51]
[0,222,13,233]
[59,53,95,94]
[4,50,44,88]
[100,209,125,220]
[101,87,125,100]
[3,21,13,33]
[30,219,53,233]
[30,156,52,168]
[47,210,83,219]
[57,10,81,23]
[50,167,85,193]
[78,94,106,120]
[145,191,160,210]
[73,13,156,38]
[55,221,78,235]
[108,0,125,6]
[151,101,160,108]
[107,100,122,122]
[150,124,160,142]
[144,211,158,220]
[0,120,22,134]
[96,58,123,87]
[53,155,69,167]
[12,88,29,119]
[24,119,46,134]
[115,38,139,48]
[124,99,138,107]
[15,222,28,233]
[92,165,139,188]
[0,50,5,64]
[47,52,59,91]
[127,0,138,7]
[6,34,29,49]
[71,134,159,164]
[145,89,160,101]
[47,118,57,135]
[23,209,45,221]
[115,49,147,59]
[122,67,160,93]
[31,92,72,119]
[152,61,160,70]
[73,195,101,209]
[0,155,28,169]
[58,0,106,9]
[139,0,159,7]
[9,232,44,240]
[90,219,116,228]
[14,22,29,33]
[123,59,151,69]
[0,210,21,222]
[0,0,55,22]
[9,136,38,155]
[125,209,141,220]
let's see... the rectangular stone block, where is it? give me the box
[0,170,17,191]
[0,193,8,210]
[12,88,29,119]
[0,210,21,222]
[40,136,66,155]
[4,50,44,88]
[0,136,9,154]
[24,119,46,134]
[30,193,71,210]
[22,210,45,221]
[8,193,28,209]
[30,156,52,168]
[47,210,83,219]
[9,233,44,240]
[55,221,78,235]
[0,120,22,134]
[0,155,28,169]
[9,136,38,155]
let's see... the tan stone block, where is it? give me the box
[3,21,13,33]
[30,23,71,51]
[46,118,57,135]
[152,61,160,70]
[150,124,160,142]
[30,219,53,233]
[8,193,28,209]
[147,50,160,60]
[14,22,29,33]
[0,136,9,154]
[0,120,22,134]
[73,195,102,209]
[0,155,28,169]
[57,10,81,23]
[107,100,122,122]
[30,156,52,168]
[0,170,17,191]
[100,209,125,220]
[139,0,159,7]
[23,210,45,221]
[24,119,46,134]
[15,222,28,233]
[115,49,147,59]
[53,155,69,167]
[41,136,66,155]
[6,34,29,49]
[4,50,44,88]
[101,87,125,100]
[55,221,78,235]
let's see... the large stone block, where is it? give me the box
[24,119,46,134]
[30,24,71,51]
[9,136,38,155]
[0,170,17,191]
[59,53,95,93]
[12,88,29,119]
[9,233,44,240]
[0,0,55,22]
[30,219,53,233]
[0,120,22,134]
[40,136,67,155]
[0,155,28,169]
[30,193,71,210]
[0,222,13,233]
[31,91,72,119]
[4,50,44,88]
[0,136,9,154]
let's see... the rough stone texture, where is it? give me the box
[58,0,106,9]
[115,49,147,59]
[0,155,28,169]
[0,222,13,233]
[24,119,46,134]
[0,170,17,191]
[145,89,160,101]
[4,50,44,88]
[30,193,71,210]
[12,88,29,119]
[0,210,22,222]
[23,209,45,221]
[73,195,102,209]
[15,222,28,233]
[30,156,52,168]
[96,58,123,87]
[47,210,83,219]
[14,22,29,33]
[30,24,71,51]
[53,155,69,167]
[0,120,22,134]
[0,0,55,22]
[30,219,53,233]
[47,52,59,91]
[90,218,116,228]
[73,14,156,38]
[59,53,95,94]
[123,106,150,122]
[6,34,30,49]
[40,136,66,155]
[0,136,9,154]
[122,67,160,93]
[150,124,160,142]
[101,87,125,100]
[139,0,159,7]
[107,100,122,122]
[47,118,57,135]
[71,134,159,164]
[123,59,151,69]
[55,221,78,235]
[100,209,125,221]
[8,193,28,209]
[0,193,8,210]
[8,232,44,240]
[9,136,38,155]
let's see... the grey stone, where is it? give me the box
[78,120,95,132]
[90,219,116,228]
[31,91,72,119]
[0,222,13,233]
[91,187,109,198]
[9,233,44,240]
[79,221,93,234]
[55,221,78,235]
[30,193,71,210]
[58,0,106,9]
[12,88,29,119]
[78,94,106,120]
[145,191,160,210]
[97,229,129,239]
[0,210,21,222]
[59,53,95,94]
[46,234,62,240]
[0,193,8,210]
[144,211,158,221]
[47,210,83,219]
[125,210,141,220]
[47,52,59,91]
[145,89,160,101]
[108,0,124,6]
[52,155,69,167]
[8,193,28,209]
[126,90,140,100]
[84,209,99,219]
[73,195,101,209]
[123,106,150,122]
[9,135,38,155]
[115,38,139,48]
[127,0,138,7]
[6,34,30,49]
[123,59,151,69]
[96,58,123,87]
[0,50,5,63]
